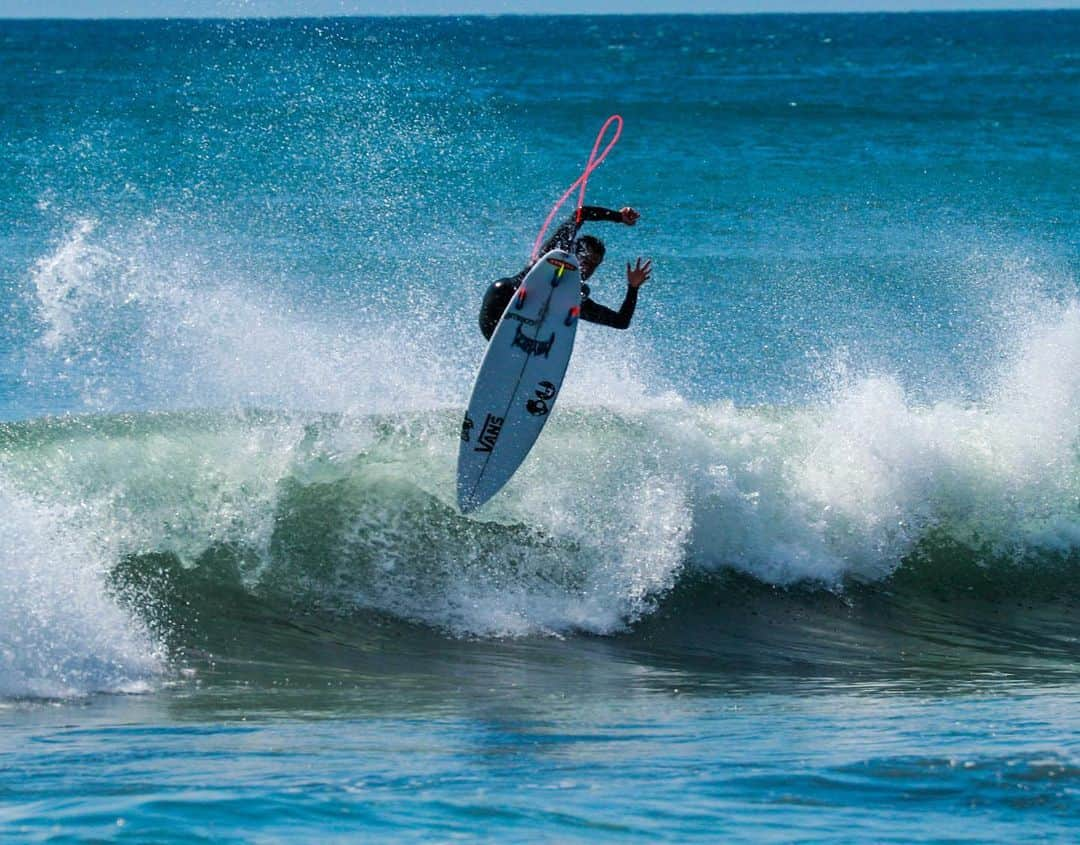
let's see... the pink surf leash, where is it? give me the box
[530,114,623,263]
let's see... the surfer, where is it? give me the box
[479,206,652,340]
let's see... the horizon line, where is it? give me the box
[1,5,1075,20]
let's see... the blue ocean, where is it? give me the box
[2,11,1078,841]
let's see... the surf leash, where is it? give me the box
[530,114,623,263]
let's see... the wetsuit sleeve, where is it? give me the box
[538,206,624,254]
[577,206,624,224]
[580,285,638,330]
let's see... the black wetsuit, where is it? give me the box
[478,206,639,340]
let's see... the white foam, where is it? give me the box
[0,478,162,699]
[683,297,1080,587]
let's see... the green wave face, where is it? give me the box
[2,395,1077,656]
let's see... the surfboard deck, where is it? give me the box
[457,249,582,512]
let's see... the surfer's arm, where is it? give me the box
[578,258,650,329]
[577,206,626,224]
[580,285,638,330]
[539,206,636,253]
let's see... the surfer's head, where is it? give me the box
[576,236,605,280]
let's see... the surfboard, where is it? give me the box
[457,249,583,512]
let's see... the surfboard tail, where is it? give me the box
[457,483,483,514]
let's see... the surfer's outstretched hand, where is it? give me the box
[620,207,640,225]
[627,257,652,288]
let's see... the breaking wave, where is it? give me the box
[2,332,1077,655]
[3,218,1078,697]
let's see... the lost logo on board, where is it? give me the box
[460,413,474,443]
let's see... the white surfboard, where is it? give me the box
[457,249,583,512]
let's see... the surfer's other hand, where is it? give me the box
[627,257,652,288]
[620,207,640,226]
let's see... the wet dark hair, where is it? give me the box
[576,235,605,261]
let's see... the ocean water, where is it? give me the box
[1,11,1079,841]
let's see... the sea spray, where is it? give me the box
[21,217,475,416]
